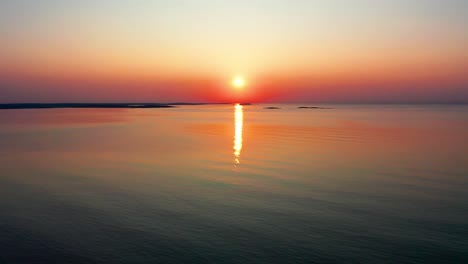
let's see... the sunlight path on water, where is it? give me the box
[233,104,243,165]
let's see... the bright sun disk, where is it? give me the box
[232,76,246,89]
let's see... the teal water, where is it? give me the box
[0,104,467,263]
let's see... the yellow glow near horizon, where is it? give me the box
[233,104,243,165]
[232,76,246,89]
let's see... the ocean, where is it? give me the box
[0,104,467,263]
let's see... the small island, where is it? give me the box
[298,106,328,109]
[264,106,281,109]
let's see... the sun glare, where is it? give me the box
[232,76,246,89]
[233,104,243,165]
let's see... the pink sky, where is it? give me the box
[1,1,467,103]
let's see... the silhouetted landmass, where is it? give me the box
[0,103,175,109]
[298,106,329,109]
[240,103,252,105]
[264,106,281,109]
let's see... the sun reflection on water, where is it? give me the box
[234,104,243,165]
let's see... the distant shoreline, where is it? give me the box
[0,103,236,110]
[1,102,464,110]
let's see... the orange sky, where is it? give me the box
[1,1,467,103]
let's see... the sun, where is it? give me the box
[232,76,246,89]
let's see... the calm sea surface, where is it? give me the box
[0,104,467,263]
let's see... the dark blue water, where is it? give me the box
[0,105,467,263]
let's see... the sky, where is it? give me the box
[1,0,467,103]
